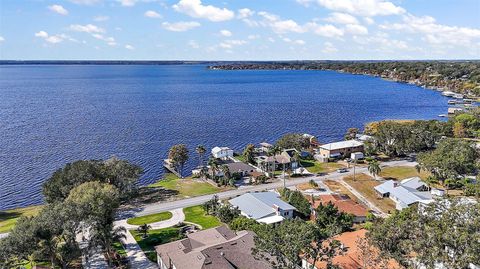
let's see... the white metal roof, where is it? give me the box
[320,140,364,151]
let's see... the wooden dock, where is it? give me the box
[163,159,182,178]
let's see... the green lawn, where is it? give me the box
[148,173,224,198]
[127,211,173,225]
[130,227,185,262]
[183,205,222,229]
[300,160,344,174]
[0,205,43,233]
[379,166,429,181]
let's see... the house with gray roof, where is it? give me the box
[374,177,436,210]
[229,191,296,224]
[155,225,272,269]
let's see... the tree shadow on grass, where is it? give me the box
[0,211,22,222]
[124,187,179,208]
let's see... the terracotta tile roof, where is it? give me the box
[304,229,402,269]
[310,194,368,217]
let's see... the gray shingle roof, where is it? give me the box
[229,192,296,220]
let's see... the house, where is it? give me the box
[301,229,401,269]
[224,161,258,177]
[258,142,273,153]
[211,146,234,159]
[303,133,320,147]
[310,194,368,223]
[255,149,298,173]
[155,225,272,269]
[355,133,374,142]
[374,177,437,210]
[317,140,364,161]
[229,192,296,224]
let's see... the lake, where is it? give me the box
[0,64,448,210]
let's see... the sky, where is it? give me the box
[0,0,479,60]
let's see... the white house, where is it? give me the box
[374,177,440,210]
[229,192,296,224]
[211,146,234,159]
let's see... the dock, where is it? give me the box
[163,159,182,178]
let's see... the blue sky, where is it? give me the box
[0,0,479,60]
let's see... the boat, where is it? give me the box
[448,100,457,105]
[441,91,455,97]
[463,99,475,104]
[453,93,464,99]
[438,114,447,118]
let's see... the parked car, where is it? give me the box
[337,168,348,173]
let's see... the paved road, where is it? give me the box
[117,159,414,220]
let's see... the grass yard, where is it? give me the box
[379,166,429,181]
[183,205,222,229]
[323,180,361,204]
[130,227,185,262]
[343,173,397,213]
[300,160,344,174]
[148,173,225,198]
[0,205,43,233]
[127,211,173,225]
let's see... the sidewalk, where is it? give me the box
[114,208,185,269]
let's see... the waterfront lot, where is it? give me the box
[127,211,173,225]
[379,166,429,181]
[343,174,397,213]
[0,205,43,233]
[300,160,345,174]
[148,173,226,198]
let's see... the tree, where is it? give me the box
[195,145,206,167]
[168,144,189,178]
[313,202,354,236]
[453,121,467,138]
[137,224,151,238]
[367,160,381,180]
[276,133,309,151]
[65,182,121,265]
[208,157,219,179]
[417,138,478,186]
[221,164,231,181]
[215,205,241,224]
[283,189,311,218]
[42,157,142,203]
[202,195,219,215]
[243,144,256,164]
[344,128,359,140]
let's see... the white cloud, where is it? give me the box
[118,0,136,6]
[380,14,480,47]
[268,37,275,43]
[324,12,358,24]
[94,15,109,21]
[364,17,374,25]
[258,12,306,34]
[162,21,201,32]
[188,40,199,48]
[69,0,100,5]
[308,23,344,37]
[219,39,247,49]
[48,5,69,15]
[92,33,116,46]
[35,31,49,38]
[237,8,254,19]
[173,0,234,22]
[294,39,306,45]
[69,24,105,33]
[0,36,4,42]
[345,24,368,35]
[315,0,405,17]
[322,41,338,53]
[34,31,68,44]
[144,10,161,18]
[125,44,134,50]
[283,38,306,45]
[220,29,232,37]
[247,34,260,40]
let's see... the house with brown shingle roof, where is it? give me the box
[301,229,401,269]
[155,225,272,269]
[310,194,368,223]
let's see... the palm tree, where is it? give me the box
[196,145,206,168]
[367,160,381,180]
[137,223,151,238]
[243,144,255,164]
[268,147,280,179]
[198,166,208,180]
[89,225,126,265]
[208,157,218,179]
[221,165,231,181]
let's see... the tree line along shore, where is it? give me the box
[209,61,480,98]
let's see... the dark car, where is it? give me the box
[337,168,348,173]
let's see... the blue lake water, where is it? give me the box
[0,64,449,210]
